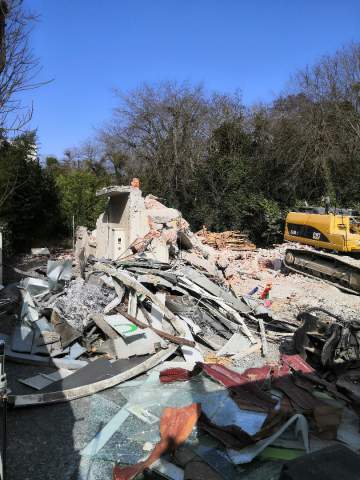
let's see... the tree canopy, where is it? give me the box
[1,42,360,253]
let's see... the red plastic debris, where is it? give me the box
[200,363,276,411]
[281,354,315,374]
[200,363,271,388]
[160,367,193,383]
[260,283,272,299]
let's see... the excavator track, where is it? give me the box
[283,248,360,295]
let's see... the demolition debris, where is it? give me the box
[2,182,360,479]
[196,227,256,252]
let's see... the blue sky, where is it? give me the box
[21,0,360,158]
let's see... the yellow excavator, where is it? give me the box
[283,207,360,294]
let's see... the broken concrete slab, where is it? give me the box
[34,316,54,332]
[36,331,61,346]
[51,309,82,348]
[20,289,39,323]
[42,357,115,392]
[128,290,138,317]
[180,321,204,362]
[18,374,54,390]
[146,207,181,224]
[31,336,63,357]
[149,292,166,329]
[21,277,50,298]
[216,332,250,357]
[104,313,144,339]
[1,329,86,368]
[123,328,159,356]
[126,306,195,348]
[179,315,202,336]
[137,274,173,289]
[178,266,250,314]
[180,250,221,278]
[18,368,73,390]
[11,322,34,353]
[96,337,130,359]
[166,295,198,315]
[41,368,73,382]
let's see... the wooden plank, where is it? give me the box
[121,306,195,348]
[5,348,87,369]
[258,319,268,357]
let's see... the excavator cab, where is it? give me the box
[349,216,360,235]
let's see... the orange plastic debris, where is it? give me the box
[113,403,201,480]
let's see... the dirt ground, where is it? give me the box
[231,246,360,322]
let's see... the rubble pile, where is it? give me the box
[2,184,360,479]
[196,226,256,251]
[6,254,267,371]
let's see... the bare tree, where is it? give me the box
[0,135,34,210]
[290,43,360,141]
[0,0,46,134]
[260,43,360,203]
[291,43,360,106]
[99,82,247,207]
[100,83,203,202]
[0,1,8,74]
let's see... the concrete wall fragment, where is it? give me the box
[75,183,193,265]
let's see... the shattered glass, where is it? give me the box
[118,371,225,409]
[76,457,114,480]
[200,390,267,436]
[81,372,226,466]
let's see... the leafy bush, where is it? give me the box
[54,169,108,233]
[240,196,284,246]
